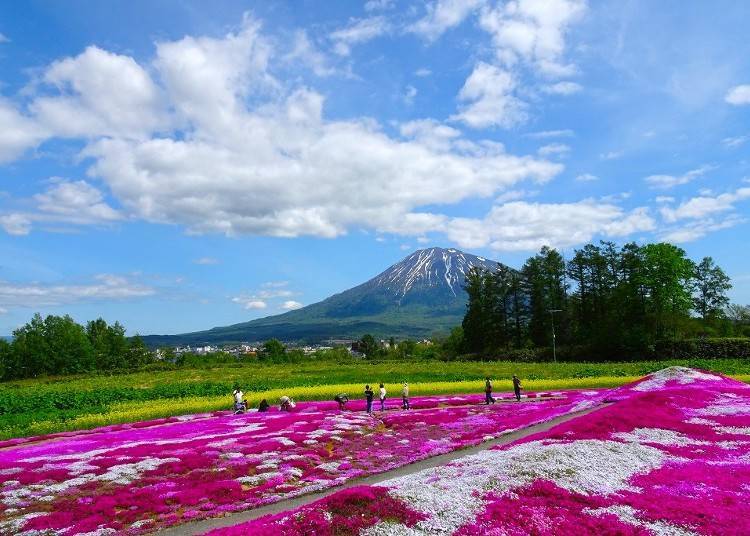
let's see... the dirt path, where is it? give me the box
[158,401,611,535]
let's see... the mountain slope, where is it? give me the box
[143,247,502,346]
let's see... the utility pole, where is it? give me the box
[549,309,562,363]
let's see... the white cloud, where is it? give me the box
[415,68,432,77]
[575,173,598,182]
[725,85,750,106]
[286,31,335,77]
[451,62,527,128]
[526,129,574,139]
[645,165,713,189]
[722,135,748,148]
[281,300,303,310]
[0,307,7,315]
[400,244,413,250]
[444,199,655,251]
[659,187,750,222]
[537,143,570,157]
[31,46,169,139]
[0,214,32,236]
[33,179,121,224]
[495,189,535,202]
[660,216,744,243]
[600,150,623,160]
[655,196,674,203]
[232,297,267,310]
[0,33,9,43]
[479,0,586,77]
[0,274,154,308]
[404,85,418,105]
[330,16,390,56]
[408,0,483,41]
[193,257,219,265]
[1,16,562,243]
[542,81,582,95]
[1,180,121,234]
[0,99,48,163]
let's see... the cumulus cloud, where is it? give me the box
[725,85,750,106]
[330,16,390,56]
[0,214,32,236]
[444,199,655,251]
[451,62,527,128]
[0,274,154,308]
[1,180,121,235]
[281,300,303,310]
[408,0,484,41]
[478,0,586,77]
[659,187,750,223]
[31,46,169,139]
[34,179,121,224]
[0,15,578,250]
[0,99,48,163]
[645,165,713,189]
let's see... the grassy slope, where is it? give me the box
[2,358,749,440]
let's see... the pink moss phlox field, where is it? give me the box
[207,486,426,536]
[0,391,592,534]
[218,368,750,535]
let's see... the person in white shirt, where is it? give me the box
[379,383,387,411]
[232,386,246,413]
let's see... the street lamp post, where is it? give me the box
[549,309,562,363]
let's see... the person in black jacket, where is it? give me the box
[364,385,374,414]
[513,375,522,401]
[258,399,270,412]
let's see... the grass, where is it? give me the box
[2,358,749,440]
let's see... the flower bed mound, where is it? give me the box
[225,368,750,535]
[0,390,592,535]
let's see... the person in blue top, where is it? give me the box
[364,385,374,414]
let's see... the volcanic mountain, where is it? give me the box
[143,247,502,346]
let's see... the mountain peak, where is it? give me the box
[373,246,498,299]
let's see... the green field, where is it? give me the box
[2,358,749,440]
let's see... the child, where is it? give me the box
[379,383,387,411]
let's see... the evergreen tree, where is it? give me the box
[693,257,732,320]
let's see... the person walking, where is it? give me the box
[513,375,522,401]
[364,385,374,414]
[379,383,387,411]
[485,376,496,405]
[401,382,410,410]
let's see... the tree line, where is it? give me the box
[460,241,740,359]
[0,314,152,380]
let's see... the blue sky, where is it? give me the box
[1,0,749,335]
